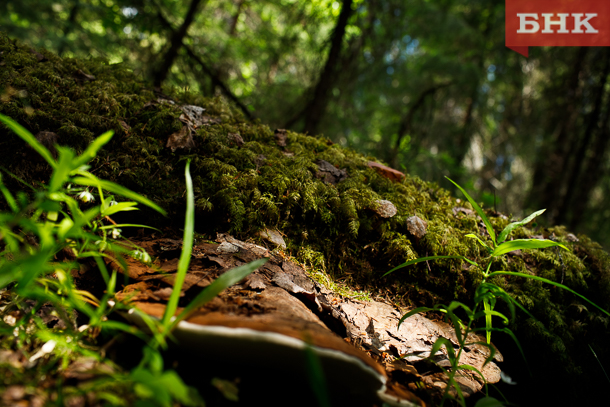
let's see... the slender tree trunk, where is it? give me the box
[229,0,245,36]
[285,0,353,134]
[526,47,588,215]
[154,9,253,120]
[556,50,610,225]
[455,87,477,167]
[58,2,80,57]
[569,94,610,230]
[153,0,206,88]
[184,47,254,121]
[389,82,452,168]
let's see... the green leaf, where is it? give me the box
[172,258,268,331]
[458,364,487,384]
[472,309,509,325]
[0,173,18,212]
[475,283,516,321]
[490,239,568,257]
[101,201,139,217]
[163,161,195,327]
[383,255,477,277]
[488,271,610,317]
[72,175,167,216]
[73,130,114,169]
[446,177,496,245]
[398,304,447,329]
[99,224,161,232]
[428,336,456,363]
[0,114,56,168]
[49,146,76,193]
[465,341,496,367]
[465,233,492,252]
[497,209,546,244]
[474,396,504,407]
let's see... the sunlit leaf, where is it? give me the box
[383,255,477,277]
[446,177,496,245]
[491,239,568,257]
[497,209,546,244]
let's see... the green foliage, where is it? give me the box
[1,33,610,402]
[0,114,263,406]
[385,179,610,406]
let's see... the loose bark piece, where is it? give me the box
[373,199,397,218]
[274,129,287,147]
[367,161,405,182]
[406,216,427,239]
[227,132,244,147]
[316,159,347,184]
[331,298,502,395]
[258,228,286,249]
[166,124,196,151]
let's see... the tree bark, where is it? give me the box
[285,0,353,134]
[153,0,206,88]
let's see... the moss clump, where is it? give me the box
[1,32,609,402]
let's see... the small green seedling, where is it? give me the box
[0,114,264,406]
[384,177,610,407]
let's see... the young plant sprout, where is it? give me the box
[385,177,610,407]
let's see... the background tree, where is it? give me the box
[1,0,610,247]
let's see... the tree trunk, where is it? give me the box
[154,9,253,121]
[285,0,353,134]
[556,49,610,225]
[58,2,80,57]
[153,0,206,88]
[569,100,610,230]
[389,83,452,168]
[526,47,588,217]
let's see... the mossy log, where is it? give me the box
[1,33,609,404]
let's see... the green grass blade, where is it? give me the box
[472,309,509,325]
[303,342,332,407]
[398,305,446,328]
[446,176,496,245]
[72,175,167,216]
[473,397,504,407]
[465,233,492,252]
[0,114,56,169]
[483,298,492,344]
[497,209,546,244]
[474,326,530,375]
[489,271,610,317]
[99,224,161,232]
[162,160,195,327]
[491,239,568,257]
[101,202,138,217]
[589,344,610,384]
[171,258,267,331]
[458,364,487,384]
[0,173,18,212]
[383,255,477,277]
[49,146,76,193]
[465,341,496,368]
[73,130,114,168]
[428,336,456,362]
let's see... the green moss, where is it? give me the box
[1,32,610,397]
